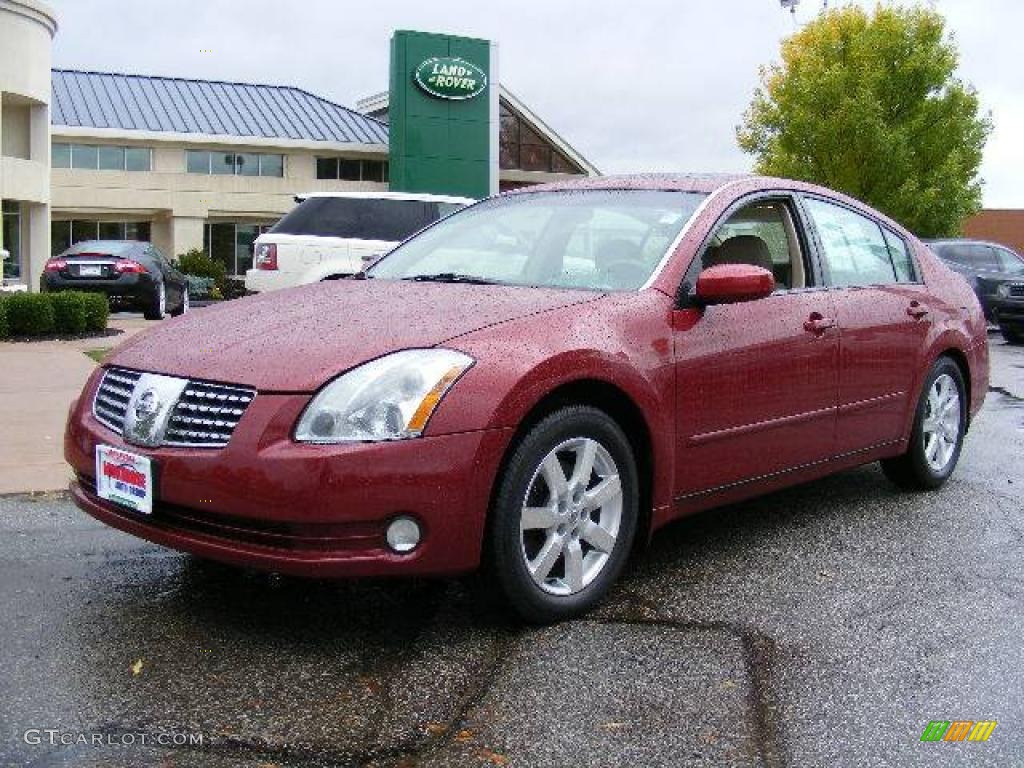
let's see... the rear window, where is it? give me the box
[63,241,136,257]
[270,197,445,241]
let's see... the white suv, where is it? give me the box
[245,191,473,292]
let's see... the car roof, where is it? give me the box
[513,173,753,195]
[295,191,475,205]
[926,238,1015,250]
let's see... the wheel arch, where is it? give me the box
[483,378,657,560]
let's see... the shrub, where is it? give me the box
[81,292,109,332]
[50,291,89,334]
[5,292,55,336]
[185,275,216,299]
[176,248,227,290]
[0,298,8,340]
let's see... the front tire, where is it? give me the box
[881,357,967,490]
[144,282,167,321]
[487,406,638,623]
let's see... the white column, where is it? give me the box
[170,216,206,257]
[26,201,49,290]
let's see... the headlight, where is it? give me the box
[294,349,474,443]
[996,283,1011,298]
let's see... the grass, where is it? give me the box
[84,348,110,364]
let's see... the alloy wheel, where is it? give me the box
[922,373,961,472]
[519,437,623,596]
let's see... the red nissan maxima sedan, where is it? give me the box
[65,175,989,622]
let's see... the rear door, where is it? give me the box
[802,196,931,453]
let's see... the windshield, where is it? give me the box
[270,197,455,241]
[368,190,707,291]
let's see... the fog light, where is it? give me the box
[386,516,421,553]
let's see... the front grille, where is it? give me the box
[1010,284,1024,298]
[164,381,255,447]
[93,368,142,433]
[92,367,255,449]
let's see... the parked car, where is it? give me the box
[41,240,188,320]
[989,279,1024,344]
[244,191,473,293]
[66,174,988,623]
[926,239,1024,341]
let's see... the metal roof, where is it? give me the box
[51,69,388,146]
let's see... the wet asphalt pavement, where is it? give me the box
[2,338,1022,768]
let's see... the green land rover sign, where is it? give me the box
[414,56,487,100]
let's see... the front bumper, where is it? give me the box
[992,295,1024,329]
[65,370,512,578]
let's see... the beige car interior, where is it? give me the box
[702,201,807,290]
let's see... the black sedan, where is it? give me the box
[926,238,1024,343]
[40,240,188,320]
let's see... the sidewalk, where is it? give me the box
[0,316,150,494]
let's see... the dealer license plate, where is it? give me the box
[95,444,154,514]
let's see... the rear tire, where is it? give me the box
[170,287,189,317]
[1000,324,1024,345]
[881,357,966,490]
[486,406,638,623]
[143,283,167,321]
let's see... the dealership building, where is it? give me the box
[0,5,597,291]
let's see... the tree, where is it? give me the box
[737,4,991,238]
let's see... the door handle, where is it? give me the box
[803,312,836,335]
[907,301,929,319]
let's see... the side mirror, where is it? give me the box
[695,264,775,305]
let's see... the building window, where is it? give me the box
[2,200,22,282]
[52,143,152,172]
[186,150,284,177]
[499,103,583,174]
[315,156,388,182]
[51,220,152,255]
[203,222,273,276]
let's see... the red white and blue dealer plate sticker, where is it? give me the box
[95,445,154,514]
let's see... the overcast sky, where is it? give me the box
[47,0,1022,208]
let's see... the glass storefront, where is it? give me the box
[2,200,22,281]
[204,222,272,276]
[51,220,151,255]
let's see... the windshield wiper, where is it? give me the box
[401,272,500,285]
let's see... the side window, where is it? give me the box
[971,245,1000,272]
[804,197,896,287]
[701,199,809,289]
[994,247,1024,276]
[882,228,917,282]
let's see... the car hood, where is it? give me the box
[110,279,602,391]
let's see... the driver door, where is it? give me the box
[672,194,840,497]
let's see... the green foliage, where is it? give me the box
[81,292,109,332]
[176,248,227,289]
[4,293,56,336]
[0,291,109,337]
[185,275,216,299]
[737,4,992,238]
[50,291,89,334]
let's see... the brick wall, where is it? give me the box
[963,209,1024,254]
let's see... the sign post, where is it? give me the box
[388,30,497,199]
